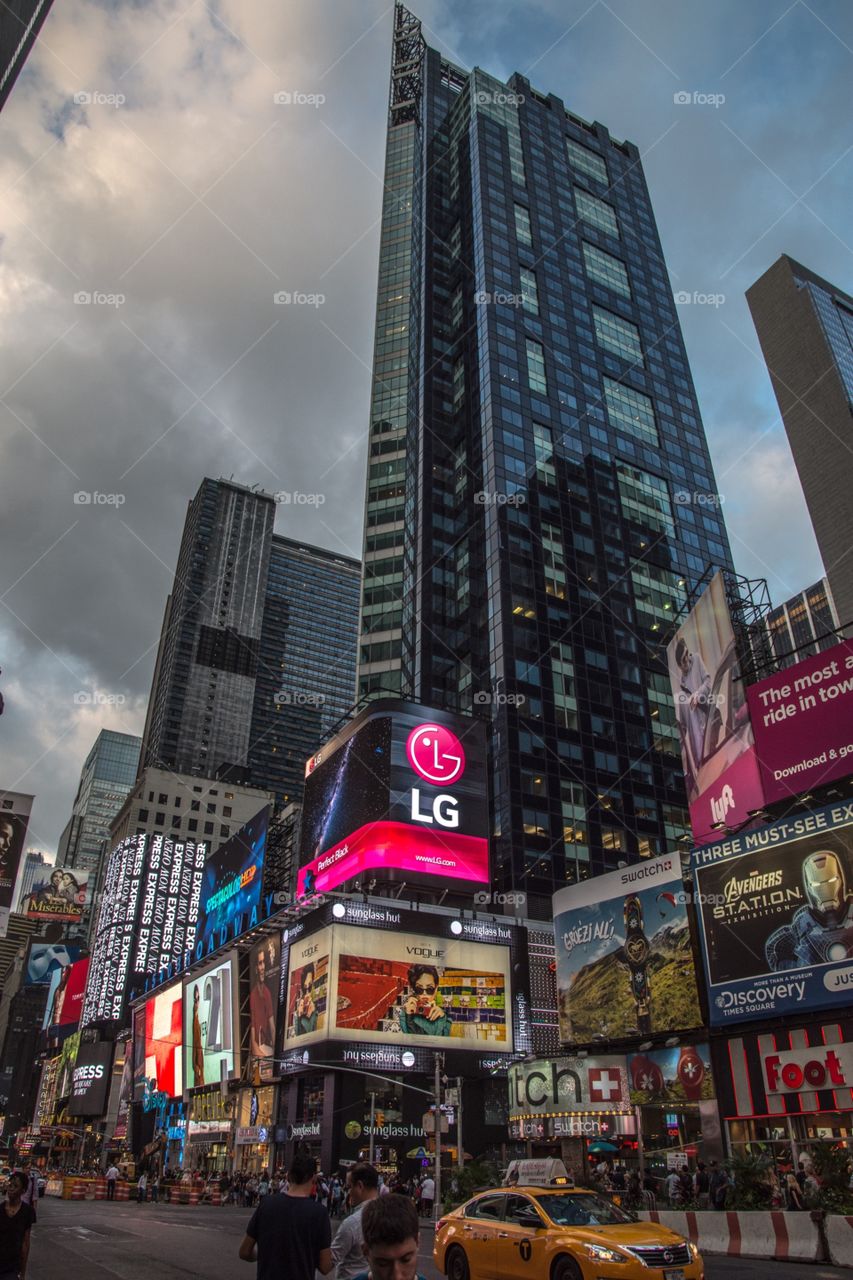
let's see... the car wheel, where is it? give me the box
[446,1245,470,1280]
[552,1256,583,1280]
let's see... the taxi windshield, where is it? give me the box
[535,1193,634,1227]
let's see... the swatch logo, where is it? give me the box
[406,723,466,785]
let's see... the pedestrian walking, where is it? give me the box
[238,1153,332,1280]
[151,1173,160,1204]
[330,1164,380,1280]
[418,1174,435,1219]
[105,1163,119,1201]
[18,1161,38,1225]
[351,1195,428,1280]
[137,1172,148,1203]
[0,1172,35,1280]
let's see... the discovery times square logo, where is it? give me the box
[406,723,466,786]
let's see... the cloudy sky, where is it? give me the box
[1,0,850,857]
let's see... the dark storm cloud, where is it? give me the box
[1,0,849,851]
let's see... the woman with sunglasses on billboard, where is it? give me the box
[398,965,450,1037]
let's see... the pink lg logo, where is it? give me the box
[406,723,466,785]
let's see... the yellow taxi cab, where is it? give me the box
[434,1186,703,1280]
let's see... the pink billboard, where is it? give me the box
[667,572,765,843]
[746,638,853,803]
[296,820,489,897]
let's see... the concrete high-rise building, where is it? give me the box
[357,4,736,914]
[751,576,840,674]
[13,849,50,912]
[0,0,56,112]
[747,256,853,633]
[141,479,361,809]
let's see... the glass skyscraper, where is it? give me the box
[357,4,735,917]
[141,478,361,809]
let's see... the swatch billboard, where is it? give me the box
[692,799,853,1025]
[553,857,702,1044]
[0,790,33,938]
[137,981,184,1099]
[666,572,764,844]
[627,1043,714,1104]
[747,638,853,803]
[194,808,269,956]
[297,701,489,898]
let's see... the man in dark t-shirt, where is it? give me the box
[0,1172,35,1280]
[239,1153,331,1280]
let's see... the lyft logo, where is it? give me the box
[407,723,466,785]
[710,783,735,826]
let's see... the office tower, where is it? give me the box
[747,256,853,632]
[0,0,55,111]
[751,576,840,673]
[357,5,735,914]
[141,479,361,809]
[13,849,49,912]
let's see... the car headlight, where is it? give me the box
[688,1242,700,1259]
[585,1244,628,1263]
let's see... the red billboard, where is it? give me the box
[747,638,853,803]
[297,702,489,897]
[666,572,765,842]
[45,957,90,1031]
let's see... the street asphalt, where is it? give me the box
[28,1196,853,1280]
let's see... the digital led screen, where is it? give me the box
[692,800,853,1025]
[297,702,489,897]
[249,933,280,1081]
[553,857,702,1043]
[138,981,184,1098]
[68,1040,113,1117]
[183,954,239,1090]
[194,808,269,954]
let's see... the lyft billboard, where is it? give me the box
[297,702,489,897]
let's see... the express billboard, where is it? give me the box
[278,920,512,1054]
[194,808,269,956]
[297,702,489,898]
[68,1040,113,1117]
[666,572,764,843]
[553,857,702,1043]
[746,638,853,803]
[138,981,184,1098]
[0,790,34,938]
[692,800,853,1025]
[24,868,89,924]
[183,954,239,1090]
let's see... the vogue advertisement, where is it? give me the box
[24,868,89,924]
[280,928,331,1048]
[666,572,764,843]
[627,1043,714,1104]
[553,858,702,1043]
[746,638,853,804]
[194,809,269,953]
[297,703,490,898]
[0,791,34,938]
[183,955,239,1089]
[249,934,281,1079]
[692,801,853,1025]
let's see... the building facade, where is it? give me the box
[140,479,360,810]
[747,256,853,634]
[0,0,55,112]
[751,576,840,674]
[357,5,735,915]
[13,849,49,913]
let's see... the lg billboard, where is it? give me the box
[692,800,853,1025]
[297,702,489,897]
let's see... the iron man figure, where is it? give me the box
[766,850,853,969]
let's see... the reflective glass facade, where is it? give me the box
[357,7,735,917]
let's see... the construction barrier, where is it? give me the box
[827,1216,853,1267]
[94,1179,107,1201]
[70,1180,86,1202]
[209,1186,221,1207]
[188,1184,201,1206]
[115,1181,129,1202]
[639,1209,822,1263]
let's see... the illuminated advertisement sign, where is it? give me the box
[746,638,853,804]
[44,957,90,1032]
[666,572,764,843]
[718,1023,853,1119]
[249,934,281,1081]
[82,833,206,1027]
[0,790,33,938]
[24,869,89,924]
[25,942,82,986]
[194,808,269,956]
[278,921,512,1054]
[68,1040,113,1117]
[138,981,184,1099]
[553,857,702,1044]
[183,954,239,1090]
[509,1055,630,1113]
[297,702,489,898]
[627,1044,714,1104]
[692,800,853,1025]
